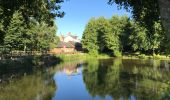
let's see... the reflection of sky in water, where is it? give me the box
[52,59,170,100]
[52,65,113,100]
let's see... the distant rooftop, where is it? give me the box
[59,32,80,43]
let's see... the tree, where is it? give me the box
[82,18,99,55]
[120,20,132,52]
[4,11,29,51]
[28,21,58,52]
[108,0,160,32]
[82,17,113,55]
[82,15,166,56]
[0,0,64,46]
[128,22,149,52]
[108,0,170,52]
[82,15,133,56]
[149,21,165,54]
[0,0,64,27]
[95,17,112,53]
[0,7,5,46]
[2,10,59,54]
[108,15,129,54]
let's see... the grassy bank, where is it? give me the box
[56,53,170,61]
[1,53,170,79]
[122,54,170,60]
[56,53,111,62]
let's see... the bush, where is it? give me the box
[153,54,167,59]
[88,50,98,57]
[138,54,146,59]
[114,51,122,57]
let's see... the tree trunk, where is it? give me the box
[24,45,26,56]
[158,0,170,50]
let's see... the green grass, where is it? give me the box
[123,54,170,60]
[56,53,111,62]
[57,53,170,61]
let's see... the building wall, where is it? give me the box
[51,48,75,54]
[64,36,74,42]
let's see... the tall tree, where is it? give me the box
[28,21,58,52]
[0,0,64,46]
[82,17,113,55]
[0,0,64,27]
[4,11,29,51]
[108,0,170,52]
[82,18,99,55]
[108,0,160,32]
[149,21,165,54]
[82,16,129,56]
[128,22,149,52]
[109,15,129,52]
[95,17,111,52]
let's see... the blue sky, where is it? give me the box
[55,0,131,39]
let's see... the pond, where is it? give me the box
[0,58,170,100]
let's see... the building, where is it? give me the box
[63,32,80,43]
[51,32,82,54]
[59,32,80,43]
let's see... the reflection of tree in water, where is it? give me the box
[0,60,59,100]
[83,59,122,99]
[83,59,170,100]
[0,71,55,100]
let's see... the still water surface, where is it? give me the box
[1,58,170,100]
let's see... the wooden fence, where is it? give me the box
[0,50,49,60]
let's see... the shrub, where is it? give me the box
[88,50,98,57]
[138,54,146,59]
[114,51,122,57]
[153,54,167,59]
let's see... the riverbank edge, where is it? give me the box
[55,53,170,61]
[55,53,111,62]
[1,53,170,71]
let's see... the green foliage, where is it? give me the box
[138,54,146,59]
[0,10,59,54]
[0,0,64,28]
[113,50,122,57]
[81,18,99,53]
[108,0,160,34]
[129,22,149,51]
[95,17,111,52]
[82,15,165,56]
[0,0,62,54]
[82,17,111,54]
[88,50,99,56]
[108,0,168,53]
[28,21,58,51]
[104,16,120,52]
[4,11,29,50]
[82,15,129,56]
[149,21,165,54]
